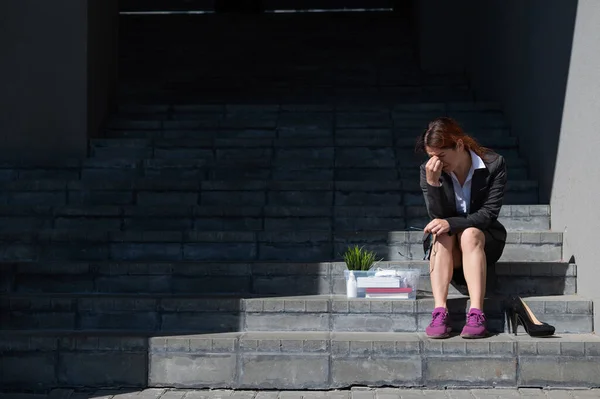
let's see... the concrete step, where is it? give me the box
[0,179,539,206]
[0,293,591,334]
[0,230,562,262]
[107,105,507,121]
[86,145,523,165]
[1,330,599,389]
[91,136,519,155]
[104,125,515,140]
[105,113,510,132]
[82,163,530,182]
[0,204,549,232]
[0,260,574,296]
[242,294,591,334]
[0,157,530,182]
[116,86,475,105]
[115,101,503,116]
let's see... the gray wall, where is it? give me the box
[0,1,88,162]
[467,0,577,205]
[416,0,577,204]
[88,0,120,139]
[415,0,577,203]
[552,0,600,326]
[0,0,118,163]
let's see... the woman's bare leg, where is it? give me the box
[458,227,487,310]
[430,233,458,309]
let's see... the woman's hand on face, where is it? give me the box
[425,156,443,186]
[425,218,450,235]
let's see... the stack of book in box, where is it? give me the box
[356,276,413,299]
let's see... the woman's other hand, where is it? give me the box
[425,156,443,186]
[425,218,450,235]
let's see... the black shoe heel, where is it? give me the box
[505,307,518,335]
[506,295,555,337]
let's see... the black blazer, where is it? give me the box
[419,152,508,243]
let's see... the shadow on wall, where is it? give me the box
[465,0,579,203]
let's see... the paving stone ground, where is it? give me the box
[2,388,600,399]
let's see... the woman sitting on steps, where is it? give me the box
[416,117,507,339]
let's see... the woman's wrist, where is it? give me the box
[427,179,441,187]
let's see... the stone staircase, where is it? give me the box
[1,100,597,390]
[1,11,598,392]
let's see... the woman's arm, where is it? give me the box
[445,155,507,233]
[419,163,448,219]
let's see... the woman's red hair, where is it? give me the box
[415,117,488,158]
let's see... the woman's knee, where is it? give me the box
[459,227,485,251]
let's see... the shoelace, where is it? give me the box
[430,311,447,327]
[466,312,485,326]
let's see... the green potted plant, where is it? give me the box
[342,245,382,298]
[342,245,379,271]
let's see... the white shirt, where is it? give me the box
[449,150,486,215]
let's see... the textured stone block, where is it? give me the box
[185,232,255,243]
[518,357,600,387]
[335,148,395,168]
[273,148,334,165]
[9,192,67,207]
[337,113,391,129]
[79,312,158,330]
[331,357,422,387]
[183,243,257,261]
[424,357,517,387]
[195,217,262,231]
[137,192,199,206]
[110,244,181,261]
[171,276,252,295]
[305,300,329,313]
[4,312,76,330]
[220,116,277,129]
[533,314,593,334]
[499,245,562,262]
[55,218,122,230]
[334,217,406,231]
[160,298,239,312]
[149,354,236,388]
[244,314,330,332]
[264,217,331,231]
[336,168,398,181]
[335,192,402,206]
[58,352,146,387]
[69,191,134,206]
[0,244,37,261]
[202,192,266,206]
[0,354,56,389]
[161,313,240,333]
[331,333,421,356]
[239,354,329,389]
[268,191,333,206]
[258,243,332,262]
[332,314,417,332]
[41,244,108,261]
[154,148,214,160]
[502,216,550,231]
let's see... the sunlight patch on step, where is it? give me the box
[120,8,393,15]
[119,10,215,15]
[267,8,393,13]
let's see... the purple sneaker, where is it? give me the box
[426,307,451,338]
[461,308,488,338]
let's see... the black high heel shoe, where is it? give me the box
[506,295,555,337]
